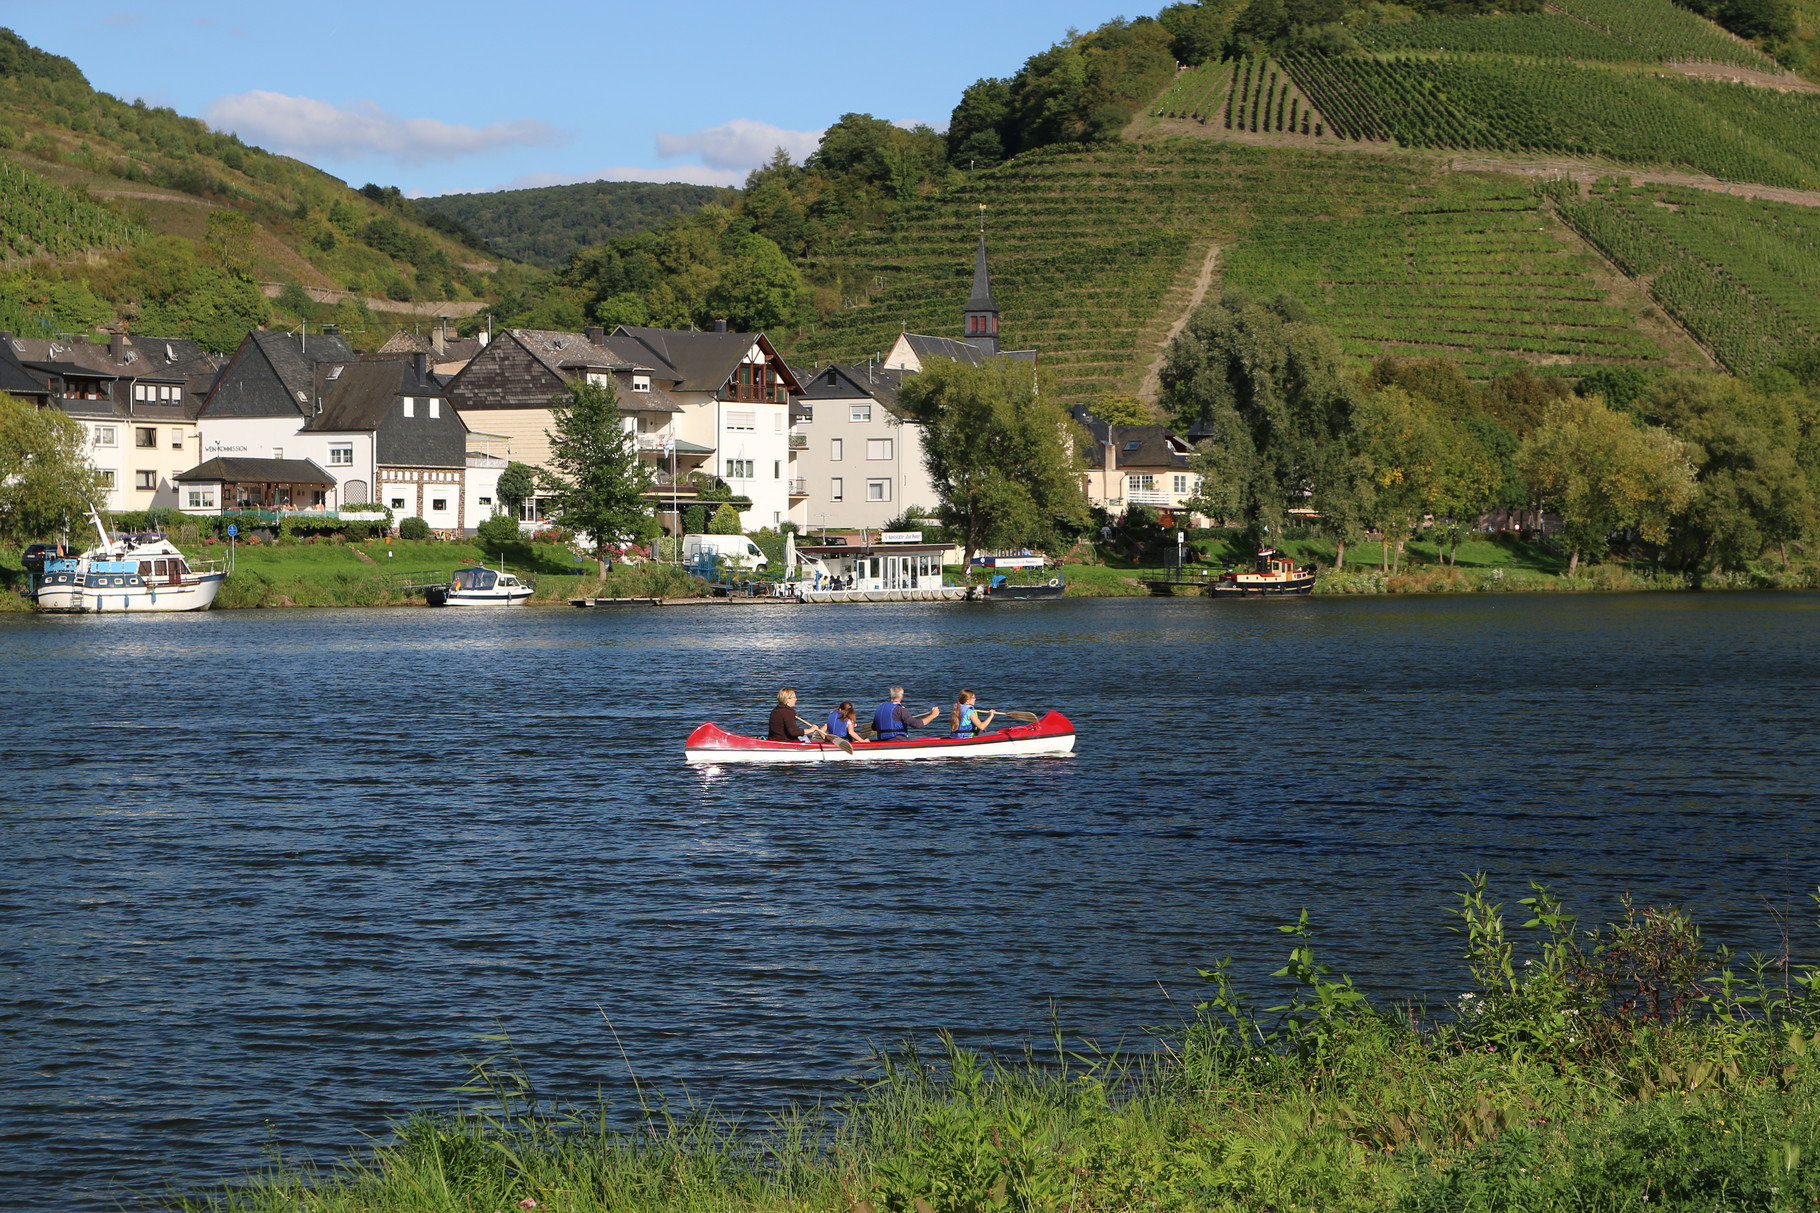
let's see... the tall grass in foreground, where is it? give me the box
[175,879,1820,1211]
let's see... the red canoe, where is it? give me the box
[684,711,1077,764]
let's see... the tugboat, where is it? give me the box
[1211,548,1316,597]
[28,512,227,613]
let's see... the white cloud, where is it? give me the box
[655,119,823,173]
[203,91,565,165]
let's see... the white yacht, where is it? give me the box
[31,515,227,613]
[427,564,534,607]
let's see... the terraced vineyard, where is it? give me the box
[1355,12,1641,59]
[1151,60,1232,123]
[1550,0,1779,68]
[1225,174,1681,374]
[1280,54,1820,188]
[785,144,1704,395]
[1546,179,1820,373]
[0,155,143,261]
[1223,57,1322,136]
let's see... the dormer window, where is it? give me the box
[632,374,650,393]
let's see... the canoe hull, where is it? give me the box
[684,711,1076,764]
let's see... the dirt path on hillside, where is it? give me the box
[256,282,485,318]
[1139,243,1221,403]
[1445,155,1820,207]
[1662,61,1820,91]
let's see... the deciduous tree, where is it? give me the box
[539,380,655,576]
[0,393,106,544]
[898,358,1088,569]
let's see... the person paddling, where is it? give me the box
[826,701,864,742]
[767,687,828,743]
[949,689,999,738]
[871,685,940,741]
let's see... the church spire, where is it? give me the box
[963,214,1000,355]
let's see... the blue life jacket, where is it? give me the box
[952,704,980,737]
[826,709,851,739]
[873,701,907,737]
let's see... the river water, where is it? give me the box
[3,593,1817,1210]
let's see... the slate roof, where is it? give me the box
[376,329,487,365]
[0,343,49,397]
[966,234,999,315]
[305,359,442,433]
[1072,406,1195,469]
[174,456,336,485]
[608,326,772,393]
[796,363,910,416]
[248,330,358,402]
[512,328,640,377]
[900,333,1037,367]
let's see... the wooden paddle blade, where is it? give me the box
[993,709,1041,723]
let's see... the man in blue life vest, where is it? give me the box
[872,686,940,741]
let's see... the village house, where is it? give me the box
[1072,404,1205,525]
[187,331,491,529]
[790,362,938,532]
[375,318,489,376]
[3,331,224,512]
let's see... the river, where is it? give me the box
[3,593,1817,1210]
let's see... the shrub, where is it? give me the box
[398,516,430,540]
[475,513,521,548]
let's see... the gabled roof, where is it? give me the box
[509,328,639,378]
[1072,406,1196,469]
[898,333,1038,367]
[174,456,336,485]
[0,344,49,397]
[608,326,801,394]
[305,359,450,434]
[796,363,909,413]
[246,330,358,403]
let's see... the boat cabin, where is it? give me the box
[794,541,951,593]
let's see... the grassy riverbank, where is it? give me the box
[180,881,1820,1213]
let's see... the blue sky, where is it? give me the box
[7,0,1129,197]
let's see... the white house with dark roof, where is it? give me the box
[791,362,938,531]
[1071,404,1205,524]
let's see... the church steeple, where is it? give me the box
[962,228,1000,356]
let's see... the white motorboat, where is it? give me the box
[30,529,227,615]
[427,564,534,606]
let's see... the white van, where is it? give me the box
[681,534,769,570]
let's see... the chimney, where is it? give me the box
[413,352,428,382]
[110,331,125,359]
[433,315,447,357]
[586,325,604,345]
[714,319,727,333]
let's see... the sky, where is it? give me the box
[5,0,1129,197]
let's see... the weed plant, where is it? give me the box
[181,879,1820,1212]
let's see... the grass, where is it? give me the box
[175,879,1820,1213]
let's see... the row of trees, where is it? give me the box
[1161,293,1820,578]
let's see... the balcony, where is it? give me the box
[1126,489,1174,506]
[635,434,676,452]
[788,433,808,449]
[787,478,808,496]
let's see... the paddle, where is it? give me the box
[797,716,854,754]
[980,708,1041,724]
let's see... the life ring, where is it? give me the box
[1048,578,1060,587]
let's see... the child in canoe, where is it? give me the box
[950,690,999,738]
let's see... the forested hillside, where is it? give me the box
[0,28,538,352]
[415,181,731,269]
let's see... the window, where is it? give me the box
[187,490,214,509]
[867,479,891,502]
[727,411,756,431]
[867,438,893,460]
[632,374,650,393]
[830,438,843,461]
[773,460,783,479]
[93,425,116,447]
[1128,474,1155,493]
[830,477,843,501]
[135,470,157,491]
[273,447,283,460]
[478,496,493,507]
[329,444,354,466]
[774,411,784,431]
[98,470,116,488]
[726,459,754,479]
[389,498,406,509]
[431,498,448,511]
[136,427,157,448]
[402,398,414,418]
[850,403,872,423]
[1173,474,1190,494]
[171,430,184,449]
[428,399,441,419]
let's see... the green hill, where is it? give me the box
[0,28,534,350]
[415,180,732,269]
[780,0,1820,390]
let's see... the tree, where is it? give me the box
[707,503,743,534]
[1517,395,1696,576]
[1638,374,1815,577]
[897,358,1088,570]
[539,380,656,575]
[705,234,810,332]
[0,393,106,543]
[1160,293,1358,550]
[203,209,259,279]
[496,461,537,518]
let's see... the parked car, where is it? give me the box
[22,542,70,571]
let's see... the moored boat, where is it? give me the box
[684,710,1076,764]
[29,514,226,613]
[427,563,534,606]
[1211,547,1316,597]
